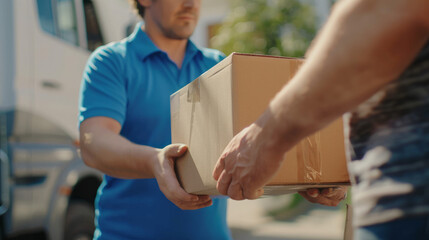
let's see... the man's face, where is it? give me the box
[144,0,201,40]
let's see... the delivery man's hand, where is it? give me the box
[299,187,348,206]
[213,123,284,200]
[153,144,213,210]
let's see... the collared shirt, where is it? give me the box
[79,22,230,240]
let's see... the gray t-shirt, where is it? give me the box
[346,41,429,227]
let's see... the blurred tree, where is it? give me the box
[210,0,316,57]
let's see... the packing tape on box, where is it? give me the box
[187,78,200,103]
[171,92,180,117]
[184,79,201,145]
[296,132,322,183]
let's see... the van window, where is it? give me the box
[57,0,79,45]
[36,0,79,46]
[83,0,104,51]
[36,0,56,36]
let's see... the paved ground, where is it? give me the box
[227,195,347,240]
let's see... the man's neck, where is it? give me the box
[143,25,188,69]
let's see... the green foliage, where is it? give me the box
[211,0,317,58]
[266,194,311,220]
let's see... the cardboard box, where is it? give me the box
[171,53,350,195]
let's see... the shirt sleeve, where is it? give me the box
[200,48,227,68]
[78,45,127,127]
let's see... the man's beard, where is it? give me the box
[162,26,195,40]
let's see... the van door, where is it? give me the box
[32,0,92,140]
[32,0,134,140]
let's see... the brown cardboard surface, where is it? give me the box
[171,53,350,195]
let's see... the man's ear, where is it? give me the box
[138,0,151,8]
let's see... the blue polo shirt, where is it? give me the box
[79,23,230,240]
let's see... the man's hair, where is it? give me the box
[129,0,145,18]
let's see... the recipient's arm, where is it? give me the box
[267,0,429,154]
[214,0,429,200]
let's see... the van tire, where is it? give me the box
[64,200,95,240]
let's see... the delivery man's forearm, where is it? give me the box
[80,117,158,179]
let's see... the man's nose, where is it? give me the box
[183,0,198,8]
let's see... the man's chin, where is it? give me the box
[167,32,194,40]
[165,27,195,40]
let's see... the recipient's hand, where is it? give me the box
[153,144,212,210]
[299,186,348,206]
[212,123,285,200]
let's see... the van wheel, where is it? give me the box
[64,200,95,240]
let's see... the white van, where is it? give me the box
[0,0,138,239]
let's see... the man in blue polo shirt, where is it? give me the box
[78,0,231,239]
